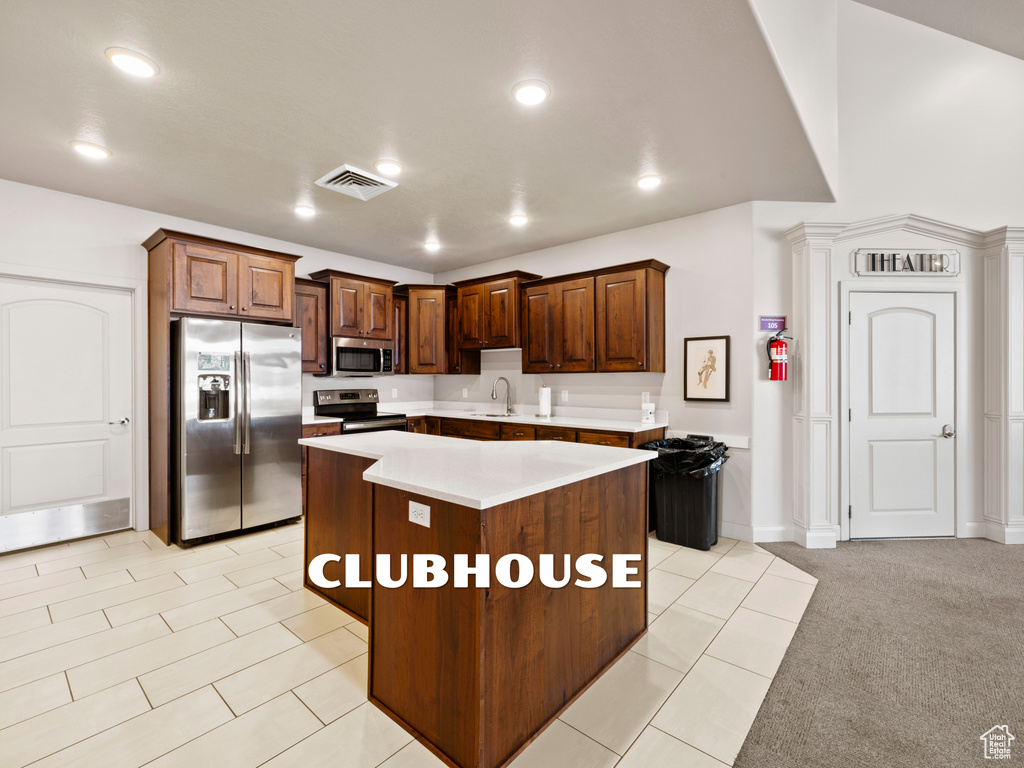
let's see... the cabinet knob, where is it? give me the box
[230,305,235,310]
[556,364,561,368]
[637,361,642,366]
[241,307,247,311]
[549,364,554,369]
[319,363,324,369]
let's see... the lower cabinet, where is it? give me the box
[536,426,577,442]
[578,431,630,448]
[441,419,500,440]
[435,418,665,448]
[500,424,535,440]
[301,423,341,511]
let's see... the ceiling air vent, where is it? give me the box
[313,164,398,201]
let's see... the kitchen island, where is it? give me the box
[299,431,654,768]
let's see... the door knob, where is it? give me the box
[109,417,130,425]
[941,424,956,438]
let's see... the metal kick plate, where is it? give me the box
[0,497,131,553]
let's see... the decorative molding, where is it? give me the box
[751,525,793,543]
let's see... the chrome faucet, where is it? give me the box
[491,376,515,416]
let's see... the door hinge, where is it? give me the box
[848,504,852,520]
[849,408,851,421]
[849,311,852,324]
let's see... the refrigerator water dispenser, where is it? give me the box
[197,375,231,421]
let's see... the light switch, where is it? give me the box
[391,388,398,398]
[561,390,569,403]
[409,501,430,527]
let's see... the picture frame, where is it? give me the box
[684,336,730,402]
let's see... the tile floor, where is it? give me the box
[0,524,816,768]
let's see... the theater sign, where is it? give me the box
[853,249,960,276]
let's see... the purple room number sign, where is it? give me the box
[759,315,786,332]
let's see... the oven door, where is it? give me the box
[331,338,394,376]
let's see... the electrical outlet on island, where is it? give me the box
[409,501,430,528]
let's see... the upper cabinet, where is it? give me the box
[155,231,298,321]
[522,261,668,374]
[522,277,595,373]
[294,278,328,373]
[396,285,481,375]
[595,262,668,372]
[453,271,541,350]
[308,270,397,340]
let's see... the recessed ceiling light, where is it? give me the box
[512,80,550,106]
[70,141,111,160]
[636,174,662,190]
[424,240,441,253]
[374,159,403,177]
[294,205,316,219]
[105,48,159,78]
[509,214,529,227]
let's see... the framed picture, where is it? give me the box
[684,336,730,402]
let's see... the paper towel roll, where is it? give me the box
[538,386,552,417]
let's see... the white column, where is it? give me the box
[787,224,844,548]
[983,228,1024,544]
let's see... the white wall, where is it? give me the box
[0,179,437,411]
[434,204,757,535]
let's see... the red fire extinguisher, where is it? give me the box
[767,329,791,381]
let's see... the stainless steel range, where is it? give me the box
[313,389,408,433]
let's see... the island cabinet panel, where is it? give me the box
[369,462,648,768]
[303,448,373,623]
[294,278,328,373]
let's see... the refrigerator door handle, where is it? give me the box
[243,351,252,455]
[233,351,243,455]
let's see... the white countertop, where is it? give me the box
[302,407,668,434]
[298,431,656,509]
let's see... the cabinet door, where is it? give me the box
[521,284,557,373]
[408,288,445,374]
[557,277,595,372]
[500,424,536,441]
[393,293,408,374]
[483,278,518,347]
[537,426,577,442]
[596,269,647,371]
[363,282,393,339]
[407,416,427,433]
[171,242,239,314]
[239,254,294,320]
[330,277,364,337]
[295,281,328,373]
[457,285,485,349]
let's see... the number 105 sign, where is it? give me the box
[759,316,786,332]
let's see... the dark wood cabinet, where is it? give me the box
[406,286,446,374]
[294,278,328,373]
[144,229,302,545]
[537,425,578,442]
[446,290,480,375]
[454,271,541,350]
[393,291,408,375]
[500,424,535,440]
[595,263,667,372]
[301,422,342,514]
[406,416,427,433]
[441,417,664,449]
[522,277,595,373]
[309,269,397,340]
[169,238,296,321]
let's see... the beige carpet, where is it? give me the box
[734,539,1024,768]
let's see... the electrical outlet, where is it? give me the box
[561,390,569,403]
[462,388,468,398]
[391,388,398,398]
[641,392,650,404]
[409,501,430,528]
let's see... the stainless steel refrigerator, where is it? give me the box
[173,318,302,544]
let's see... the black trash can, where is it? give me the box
[641,436,729,551]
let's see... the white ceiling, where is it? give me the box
[0,0,837,271]
[855,0,1024,62]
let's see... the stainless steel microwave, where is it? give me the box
[329,337,395,377]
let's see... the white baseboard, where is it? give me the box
[721,522,753,543]
[752,525,793,543]
[793,523,837,549]
[985,521,1024,544]
[958,521,986,538]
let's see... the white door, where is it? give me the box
[849,292,955,539]
[0,277,134,551]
